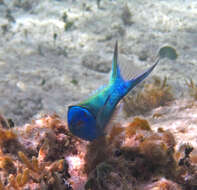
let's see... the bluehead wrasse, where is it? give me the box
[67,41,159,141]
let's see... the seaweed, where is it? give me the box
[71,79,78,86]
[85,117,179,189]
[125,117,151,137]
[0,114,10,129]
[186,79,197,100]
[0,114,78,189]
[0,111,196,189]
[1,24,9,35]
[96,0,101,9]
[5,9,15,23]
[121,4,133,26]
[6,151,68,189]
[53,33,58,47]
[113,118,197,189]
[0,155,16,173]
[144,178,182,190]
[64,21,74,31]
[62,11,74,31]
[123,76,174,116]
[13,0,34,11]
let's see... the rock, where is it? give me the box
[82,54,110,73]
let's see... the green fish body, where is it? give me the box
[67,42,159,141]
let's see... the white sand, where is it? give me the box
[0,0,196,129]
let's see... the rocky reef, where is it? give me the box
[0,112,197,190]
[0,114,86,190]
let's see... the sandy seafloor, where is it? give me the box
[0,0,197,149]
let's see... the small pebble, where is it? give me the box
[16,81,26,91]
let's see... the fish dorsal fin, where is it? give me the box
[110,41,124,84]
[110,41,159,85]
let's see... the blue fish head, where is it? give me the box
[67,106,100,141]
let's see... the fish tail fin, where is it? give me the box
[109,41,159,93]
[126,57,159,92]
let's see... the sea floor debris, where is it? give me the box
[0,106,197,189]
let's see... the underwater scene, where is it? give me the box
[0,0,197,189]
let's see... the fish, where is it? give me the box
[67,41,159,141]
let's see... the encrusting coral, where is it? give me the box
[0,112,196,189]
